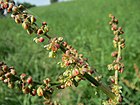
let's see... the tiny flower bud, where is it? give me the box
[22,22,29,30]
[118,27,122,31]
[39,37,45,42]
[10,69,17,75]
[42,22,47,25]
[37,29,43,35]
[58,37,63,42]
[27,76,33,84]
[111,51,118,57]
[4,78,10,83]
[15,17,21,24]
[37,87,44,96]
[113,36,119,42]
[121,43,125,49]
[114,64,120,70]
[114,19,118,24]
[5,72,12,78]
[22,87,30,94]
[63,41,67,47]
[20,73,27,80]
[72,69,79,76]
[111,24,117,31]
[2,65,9,72]
[31,16,36,24]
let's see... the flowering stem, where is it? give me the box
[84,73,115,99]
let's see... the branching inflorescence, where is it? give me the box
[103,14,125,105]
[0,0,126,104]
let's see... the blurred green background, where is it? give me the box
[0,0,140,104]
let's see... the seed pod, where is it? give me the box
[121,43,125,49]
[42,22,47,25]
[111,51,118,57]
[31,16,36,24]
[44,26,49,33]
[10,69,17,75]
[5,72,12,78]
[15,17,21,24]
[22,14,27,19]
[2,65,9,72]
[37,87,44,96]
[22,22,29,30]
[37,29,43,35]
[39,37,45,42]
[27,76,33,84]
[72,69,79,76]
[20,73,27,80]
[114,19,118,24]
[4,78,10,83]
[22,87,30,94]
[63,41,67,47]
[114,64,120,70]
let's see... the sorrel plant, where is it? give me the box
[0,0,125,104]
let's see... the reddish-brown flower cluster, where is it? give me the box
[0,0,50,44]
[1,0,121,102]
[108,14,125,73]
[44,37,94,88]
[104,14,125,105]
[0,62,53,98]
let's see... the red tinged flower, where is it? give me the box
[20,73,27,80]
[42,22,47,25]
[39,37,45,42]
[72,69,79,76]
[27,76,33,84]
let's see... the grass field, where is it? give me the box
[0,0,140,104]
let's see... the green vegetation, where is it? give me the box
[0,0,140,104]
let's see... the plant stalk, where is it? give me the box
[84,72,115,99]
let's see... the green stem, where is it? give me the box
[84,73,115,99]
[115,42,121,85]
